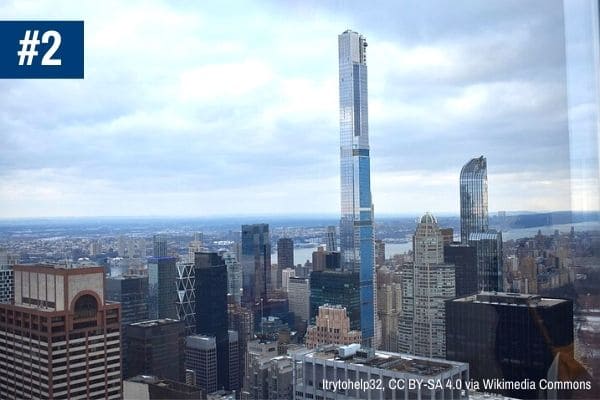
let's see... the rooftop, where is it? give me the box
[130,318,181,327]
[451,292,568,307]
[296,345,464,376]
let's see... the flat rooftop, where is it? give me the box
[451,291,567,307]
[130,318,181,327]
[299,346,463,376]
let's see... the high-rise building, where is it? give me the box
[106,274,149,326]
[446,292,575,399]
[468,231,504,292]
[398,213,455,358]
[444,244,478,296]
[0,264,14,304]
[222,251,242,304]
[460,156,489,244]
[440,227,454,245]
[188,232,204,262]
[309,270,360,331]
[281,267,295,292]
[228,330,240,392]
[176,260,196,334]
[147,256,178,319]
[277,238,294,271]
[241,224,271,306]
[194,251,231,390]
[374,239,386,266]
[305,304,362,348]
[287,276,309,328]
[338,29,376,345]
[106,274,149,378]
[311,246,341,272]
[377,282,402,352]
[185,335,218,394]
[243,338,293,400]
[153,234,168,257]
[0,264,122,400]
[127,319,185,383]
[325,225,337,252]
[228,303,254,387]
[292,345,469,400]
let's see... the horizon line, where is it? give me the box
[0,210,597,222]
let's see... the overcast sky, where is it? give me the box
[0,0,594,218]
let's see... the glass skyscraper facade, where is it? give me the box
[468,231,504,292]
[338,29,375,344]
[148,256,178,320]
[241,224,271,306]
[460,156,489,244]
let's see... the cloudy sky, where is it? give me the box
[0,0,596,218]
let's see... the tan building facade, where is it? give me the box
[305,304,361,349]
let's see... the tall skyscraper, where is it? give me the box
[106,274,149,378]
[277,238,294,270]
[311,246,341,272]
[468,231,504,292]
[309,270,360,331]
[222,251,242,304]
[338,29,375,345]
[443,244,478,296]
[325,225,337,251]
[153,234,168,257]
[287,276,309,329]
[185,335,218,394]
[0,264,122,399]
[147,256,178,319]
[241,224,271,306]
[374,239,386,266]
[460,156,489,244]
[228,303,254,388]
[176,259,197,334]
[398,213,455,358]
[194,251,231,390]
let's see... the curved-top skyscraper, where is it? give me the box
[338,30,375,345]
[460,156,489,244]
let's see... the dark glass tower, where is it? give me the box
[468,231,503,292]
[277,238,294,270]
[446,293,576,399]
[241,224,271,306]
[147,256,178,319]
[127,319,185,383]
[460,156,488,244]
[106,274,149,378]
[309,270,360,331]
[194,251,230,390]
[338,29,375,344]
[153,234,168,257]
[443,244,478,296]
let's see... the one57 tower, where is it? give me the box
[338,30,375,345]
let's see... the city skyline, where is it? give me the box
[0,0,596,218]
